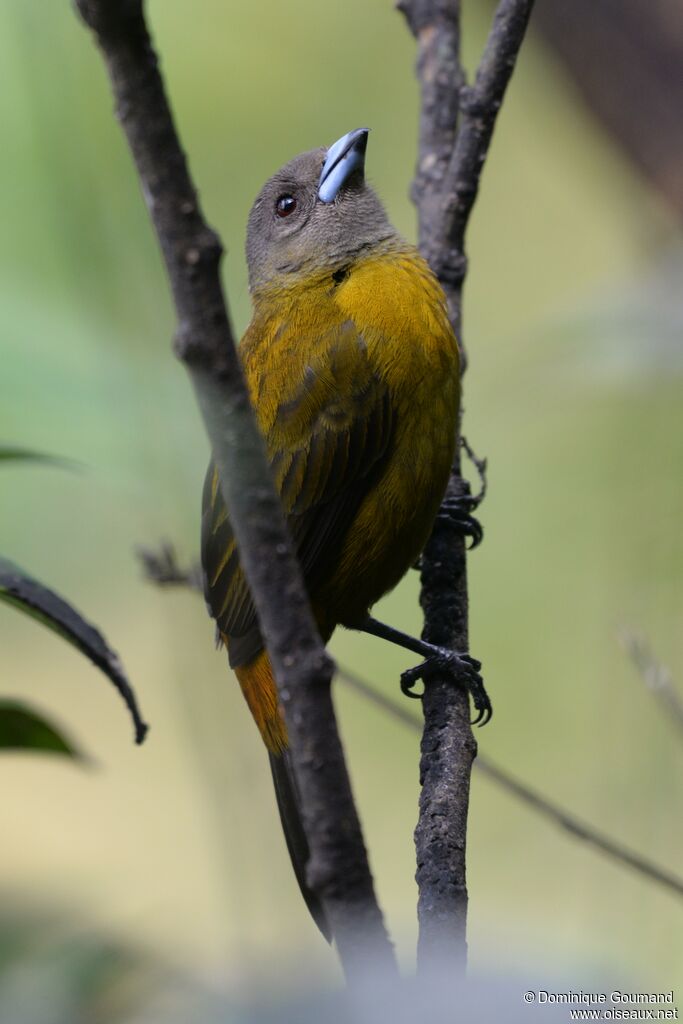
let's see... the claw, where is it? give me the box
[400,646,492,725]
[400,668,425,699]
[436,496,483,549]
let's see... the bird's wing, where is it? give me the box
[201,318,393,666]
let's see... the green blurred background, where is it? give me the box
[1,0,681,1016]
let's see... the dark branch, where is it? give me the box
[74,0,395,979]
[339,667,683,901]
[402,0,535,340]
[399,0,535,972]
[396,1,465,264]
[443,0,535,276]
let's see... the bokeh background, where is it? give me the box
[1,0,681,1019]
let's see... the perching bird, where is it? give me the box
[201,129,490,941]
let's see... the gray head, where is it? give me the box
[246,129,399,294]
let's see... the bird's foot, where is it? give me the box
[400,647,492,726]
[435,494,483,549]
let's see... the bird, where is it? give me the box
[201,128,490,941]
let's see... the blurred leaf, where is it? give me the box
[0,446,81,471]
[0,700,82,759]
[0,558,148,744]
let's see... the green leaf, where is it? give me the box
[0,445,81,471]
[0,700,83,759]
[0,558,148,744]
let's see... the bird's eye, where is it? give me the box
[275,194,297,218]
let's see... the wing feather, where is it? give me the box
[201,318,393,667]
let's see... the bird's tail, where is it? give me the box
[235,652,332,942]
[269,748,332,942]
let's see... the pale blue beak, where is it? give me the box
[318,128,369,204]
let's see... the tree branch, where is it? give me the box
[73,0,395,980]
[399,0,535,972]
[338,667,683,901]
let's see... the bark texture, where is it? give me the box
[398,0,535,971]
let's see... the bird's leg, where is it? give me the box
[354,616,492,726]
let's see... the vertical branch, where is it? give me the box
[398,0,535,971]
[398,1,465,270]
[73,0,396,981]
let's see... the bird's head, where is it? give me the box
[246,129,398,294]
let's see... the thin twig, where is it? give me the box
[74,0,395,979]
[339,667,683,900]
[460,435,488,508]
[399,0,535,972]
[619,628,683,739]
[136,542,203,591]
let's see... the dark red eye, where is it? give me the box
[276,194,297,218]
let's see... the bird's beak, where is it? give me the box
[318,128,369,204]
